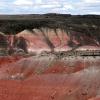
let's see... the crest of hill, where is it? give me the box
[16,30,34,36]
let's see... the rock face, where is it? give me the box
[16,29,70,53]
[0,29,100,55]
[0,14,100,52]
[16,29,100,53]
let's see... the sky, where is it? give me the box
[0,0,100,15]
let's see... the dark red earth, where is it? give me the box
[0,30,100,100]
[0,56,100,100]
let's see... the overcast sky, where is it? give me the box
[0,0,100,15]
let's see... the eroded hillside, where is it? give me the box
[0,14,100,53]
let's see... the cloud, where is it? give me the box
[83,0,100,3]
[13,0,44,6]
[63,3,74,10]
[36,0,42,3]
[38,4,62,8]
[88,11,100,15]
[69,0,100,14]
[0,0,99,15]
[13,0,33,6]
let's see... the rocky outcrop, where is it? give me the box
[0,14,100,55]
[0,14,100,51]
